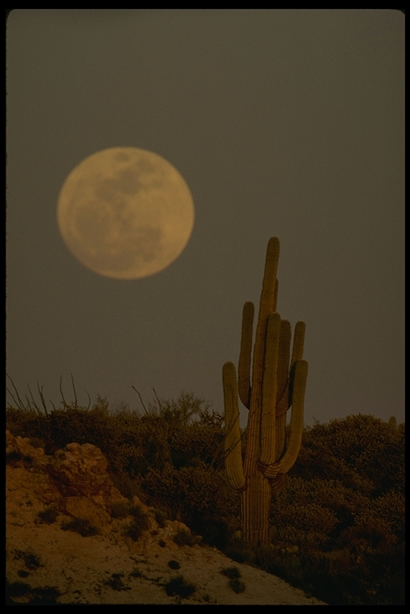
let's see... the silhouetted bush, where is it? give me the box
[173,528,197,547]
[228,578,246,593]
[122,505,150,541]
[110,501,130,519]
[164,574,196,598]
[220,566,241,579]
[36,505,58,525]
[60,517,99,537]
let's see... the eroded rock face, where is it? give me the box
[6,431,191,543]
[6,431,124,534]
[6,430,48,467]
[47,442,118,503]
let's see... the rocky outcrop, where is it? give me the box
[6,432,125,535]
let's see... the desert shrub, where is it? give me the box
[6,450,23,465]
[6,407,43,436]
[164,575,196,598]
[6,581,31,597]
[109,470,143,500]
[168,422,224,469]
[143,464,238,548]
[105,573,130,592]
[264,416,405,605]
[36,505,58,525]
[369,490,405,541]
[223,539,256,565]
[61,517,99,537]
[6,581,61,605]
[110,500,130,519]
[229,578,246,593]
[173,528,197,547]
[220,566,241,579]
[168,560,181,569]
[13,550,42,570]
[271,476,369,551]
[153,508,167,527]
[295,414,404,496]
[27,436,47,449]
[154,391,211,426]
[45,404,112,452]
[122,505,149,541]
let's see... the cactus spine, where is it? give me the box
[223,237,308,545]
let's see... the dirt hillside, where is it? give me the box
[6,431,327,605]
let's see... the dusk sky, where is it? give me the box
[6,10,404,427]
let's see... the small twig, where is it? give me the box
[59,375,68,409]
[85,390,91,410]
[152,387,162,412]
[37,381,49,416]
[71,373,78,409]
[6,374,26,410]
[27,384,41,415]
[131,386,148,415]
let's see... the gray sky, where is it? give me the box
[6,9,404,427]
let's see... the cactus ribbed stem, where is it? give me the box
[222,237,308,545]
[238,302,254,409]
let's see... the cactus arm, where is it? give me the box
[238,301,254,409]
[251,238,279,398]
[223,361,246,491]
[260,312,281,465]
[257,237,280,329]
[273,279,279,312]
[276,359,308,473]
[276,319,291,410]
[263,359,308,479]
[274,319,292,457]
[291,321,305,367]
[262,237,280,311]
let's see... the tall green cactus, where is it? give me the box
[222,237,308,545]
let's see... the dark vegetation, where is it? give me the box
[122,504,150,541]
[36,505,59,525]
[164,574,197,598]
[61,517,100,537]
[6,384,405,606]
[6,581,61,605]
[220,566,246,593]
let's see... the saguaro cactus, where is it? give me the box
[222,237,308,545]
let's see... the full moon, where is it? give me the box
[57,147,195,280]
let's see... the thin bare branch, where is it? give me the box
[131,386,148,415]
[152,387,162,412]
[71,373,78,409]
[59,375,68,409]
[6,374,25,410]
[24,393,34,413]
[37,381,49,416]
[27,384,41,415]
[85,390,91,410]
